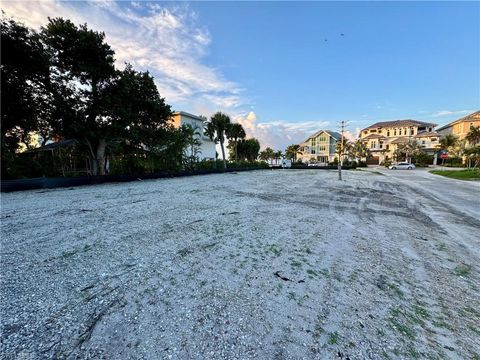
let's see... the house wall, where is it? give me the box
[437,119,480,140]
[171,113,216,160]
[299,131,338,163]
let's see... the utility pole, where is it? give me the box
[338,120,346,180]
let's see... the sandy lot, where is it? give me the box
[1,169,479,359]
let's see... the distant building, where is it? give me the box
[436,110,480,142]
[171,111,216,160]
[359,119,441,165]
[299,130,341,164]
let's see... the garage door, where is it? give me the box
[367,156,380,165]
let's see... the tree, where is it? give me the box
[439,134,458,150]
[396,139,422,163]
[181,124,202,170]
[1,17,54,177]
[237,138,260,162]
[351,140,371,162]
[225,123,246,162]
[205,112,231,169]
[285,144,300,163]
[466,126,480,146]
[42,19,171,175]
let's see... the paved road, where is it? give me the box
[369,167,480,219]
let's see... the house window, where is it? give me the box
[428,127,432,132]
[387,130,390,136]
[311,138,316,146]
[410,128,414,135]
[422,140,426,145]
[386,145,390,150]
[394,129,397,136]
[311,149,316,154]
[379,142,383,149]
[371,141,376,149]
[404,128,407,135]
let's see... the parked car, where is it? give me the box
[389,162,415,170]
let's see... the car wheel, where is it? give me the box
[392,167,396,170]
[408,166,412,170]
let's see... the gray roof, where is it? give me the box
[304,129,341,142]
[361,119,437,132]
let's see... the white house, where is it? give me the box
[299,130,341,164]
[171,111,216,160]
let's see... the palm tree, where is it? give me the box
[439,134,458,150]
[352,140,371,162]
[466,126,480,146]
[225,123,246,162]
[397,139,422,163]
[205,112,231,169]
[285,144,301,163]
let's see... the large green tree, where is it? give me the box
[205,112,231,169]
[285,144,300,163]
[1,17,54,177]
[236,138,260,162]
[225,123,246,162]
[42,18,171,175]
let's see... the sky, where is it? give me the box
[2,1,479,150]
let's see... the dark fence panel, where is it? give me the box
[1,167,260,192]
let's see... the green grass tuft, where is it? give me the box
[430,169,480,180]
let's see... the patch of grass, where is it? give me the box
[413,305,430,320]
[387,282,404,297]
[368,170,385,176]
[430,169,480,180]
[305,247,313,254]
[390,318,416,339]
[290,260,303,268]
[287,292,296,301]
[327,331,339,345]
[266,244,282,257]
[306,269,318,277]
[319,268,330,277]
[454,264,472,277]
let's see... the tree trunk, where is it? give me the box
[220,138,226,169]
[234,141,238,162]
[96,138,107,175]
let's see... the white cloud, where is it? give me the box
[1,0,242,110]
[429,109,474,118]
[235,111,330,151]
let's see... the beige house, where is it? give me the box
[436,110,480,141]
[359,119,441,164]
[299,130,341,164]
[170,111,216,160]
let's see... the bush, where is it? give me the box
[381,159,392,168]
[357,160,368,168]
[413,153,434,167]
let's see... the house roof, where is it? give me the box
[304,129,341,143]
[172,111,207,122]
[436,110,480,132]
[25,139,78,153]
[390,137,409,144]
[361,134,388,140]
[414,131,441,138]
[361,119,437,132]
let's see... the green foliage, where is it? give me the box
[205,112,231,168]
[412,152,434,167]
[430,169,480,180]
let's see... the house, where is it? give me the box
[299,130,341,164]
[359,119,441,165]
[171,111,216,160]
[436,110,480,142]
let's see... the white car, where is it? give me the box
[389,162,415,170]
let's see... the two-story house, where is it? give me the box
[359,119,441,165]
[299,130,341,164]
[436,110,480,142]
[171,111,216,160]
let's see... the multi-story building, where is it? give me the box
[171,111,216,160]
[359,119,441,164]
[299,130,341,164]
[436,110,480,142]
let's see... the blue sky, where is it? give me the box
[3,1,479,149]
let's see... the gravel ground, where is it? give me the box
[1,169,479,359]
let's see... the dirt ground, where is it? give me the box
[1,169,479,359]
